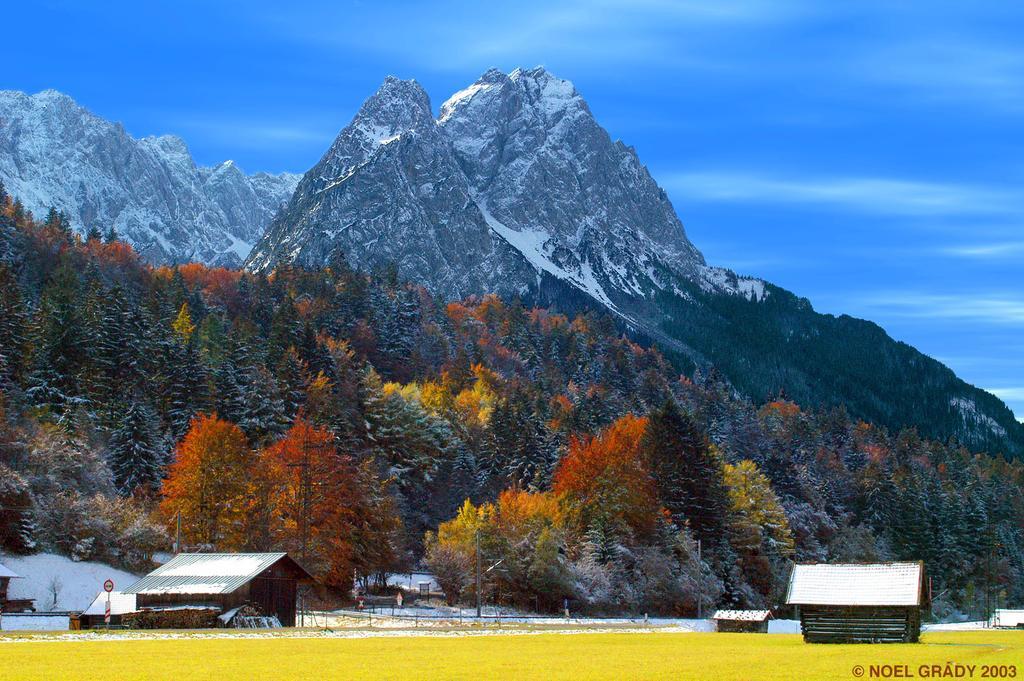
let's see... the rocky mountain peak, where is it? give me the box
[0,89,298,266]
[248,66,708,309]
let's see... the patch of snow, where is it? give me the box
[922,621,988,631]
[1,614,70,631]
[439,83,494,123]
[767,619,801,634]
[160,556,267,578]
[386,572,439,592]
[1,553,140,613]
[950,397,1008,438]
[475,197,621,314]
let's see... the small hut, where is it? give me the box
[0,561,33,613]
[713,609,771,633]
[786,561,925,643]
[123,553,312,627]
[81,591,137,629]
[992,610,1024,629]
[0,561,17,603]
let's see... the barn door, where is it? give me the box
[250,577,297,627]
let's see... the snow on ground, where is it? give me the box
[322,606,716,632]
[385,572,439,592]
[767,620,801,634]
[1,553,140,612]
[0,621,715,643]
[923,621,988,631]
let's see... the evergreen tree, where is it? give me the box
[640,399,730,548]
[108,401,164,495]
[25,262,88,414]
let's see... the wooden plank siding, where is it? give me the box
[800,606,920,643]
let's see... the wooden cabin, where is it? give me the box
[122,553,312,627]
[713,609,771,633]
[786,561,925,643]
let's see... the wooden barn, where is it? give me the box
[122,553,312,627]
[786,561,925,643]
[713,609,771,633]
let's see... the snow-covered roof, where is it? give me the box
[124,553,306,596]
[82,591,136,616]
[713,609,771,621]
[786,562,923,607]
[0,561,19,579]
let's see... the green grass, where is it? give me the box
[1,630,1021,680]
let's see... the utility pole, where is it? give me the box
[476,529,482,618]
[175,510,182,555]
[697,539,702,619]
[287,428,318,566]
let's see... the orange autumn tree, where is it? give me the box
[160,414,257,549]
[262,416,402,589]
[552,414,660,541]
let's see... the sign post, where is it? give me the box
[103,579,114,627]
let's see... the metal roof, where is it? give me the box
[712,609,772,621]
[123,553,291,596]
[0,561,18,579]
[785,562,923,607]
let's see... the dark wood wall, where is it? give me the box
[716,619,769,633]
[800,605,920,643]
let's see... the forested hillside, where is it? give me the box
[1,184,1021,617]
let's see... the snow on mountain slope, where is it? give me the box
[247,68,747,317]
[0,89,299,266]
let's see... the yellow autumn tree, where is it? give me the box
[171,302,196,344]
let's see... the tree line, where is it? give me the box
[0,183,1021,616]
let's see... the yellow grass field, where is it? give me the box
[1,630,1021,681]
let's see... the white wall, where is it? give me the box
[0,614,70,631]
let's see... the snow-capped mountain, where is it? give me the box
[0,89,299,266]
[248,68,758,313]
[246,67,1024,458]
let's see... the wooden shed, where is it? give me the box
[0,561,17,605]
[80,591,137,629]
[0,561,33,613]
[786,561,925,643]
[992,610,1024,629]
[713,609,771,633]
[122,553,312,627]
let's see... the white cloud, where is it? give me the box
[256,0,800,73]
[662,171,1019,217]
[987,387,1024,401]
[858,41,1024,112]
[168,118,334,151]
[856,293,1024,326]
[940,241,1024,258]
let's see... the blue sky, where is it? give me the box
[6,1,1023,420]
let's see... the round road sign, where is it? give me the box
[103,579,114,593]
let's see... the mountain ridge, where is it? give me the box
[0,89,299,266]
[245,67,1024,458]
